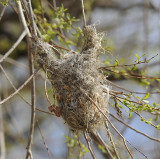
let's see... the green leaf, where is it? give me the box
[140,79,150,87]
[123,100,130,106]
[128,112,131,119]
[154,115,158,121]
[136,54,140,61]
[114,60,119,66]
[0,0,9,6]
[153,102,157,108]
[143,93,150,99]
[128,92,132,98]
[98,145,107,154]
[142,100,149,104]
[146,59,151,63]
[156,125,160,129]
[130,65,137,71]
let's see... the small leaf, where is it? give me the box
[136,54,140,60]
[128,92,132,98]
[154,115,158,121]
[128,112,131,119]
[142,100,149,104]
[143,93,150,99]
[156,125,160,129]
[123,100,130,106]
[114,60,119,66]
[146,59,151,63]
[153,102,157,108]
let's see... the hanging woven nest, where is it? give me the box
[33,25,109,132]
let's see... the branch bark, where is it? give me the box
[0,96,6,159]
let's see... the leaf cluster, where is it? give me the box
[65,135,89,159]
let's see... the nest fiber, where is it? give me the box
[34,25,109,131]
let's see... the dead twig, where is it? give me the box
[0,96,6,159]
[0,5,6,21]
[0,64,54,117]
[101,54,158,68]
[0,54,28,69]
[81,0,86,26]
[8,1,18,14]
[107,80,160,94]
[84,132,96,159]
[17,0,31,37]
[45,70,52,105]
[25,39,36,159]
[94,131,115,159]
[107,111,160,142]
[0,30,27,64]
[0,68,39,105]
[104,67,160,80]
[36,117,53,159]
[25,0,38,158]
[105,122,120,159]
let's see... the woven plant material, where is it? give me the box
[33,25,109,131]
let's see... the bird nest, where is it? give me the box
[33,25,109,132]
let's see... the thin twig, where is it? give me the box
[0,65,54,116]
[116,98,158,129]
[84,132,96,159]
[21,0,42,37]
[45,70,52,105]
[0,30,27,64]
[0,64,53,115]
[0,54,28,69]
[25,0,37,156]
[39,0,44,20]
[0,68,39,105]
[0,96,6,159]
[105,122,120,159]
[107,80,160,94]
[17,0,31,37]
[8,1,18,14]
[36,117,53,159]
[94,131,115,159]
[0,5,6,21]
[27,0,37,36]
[105,119,134,159]
[101,54,158,68]
[107,111,160,142]
[81,0,86,26]
[105,67,160,79]
[126,140,148,159]
[25,42,36,159]
[0,64,27,98]
[52,0,57,8]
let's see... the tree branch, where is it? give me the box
[0,5,6,21]
[105,122,120,159]
[36,117,53,159]
[17,0,31,37]
[0,30,27,64]
[0,68,39,105]
[84,132,96,159]
[25,0,37,158]
[0,96,6,159]
[107,111,160,142]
